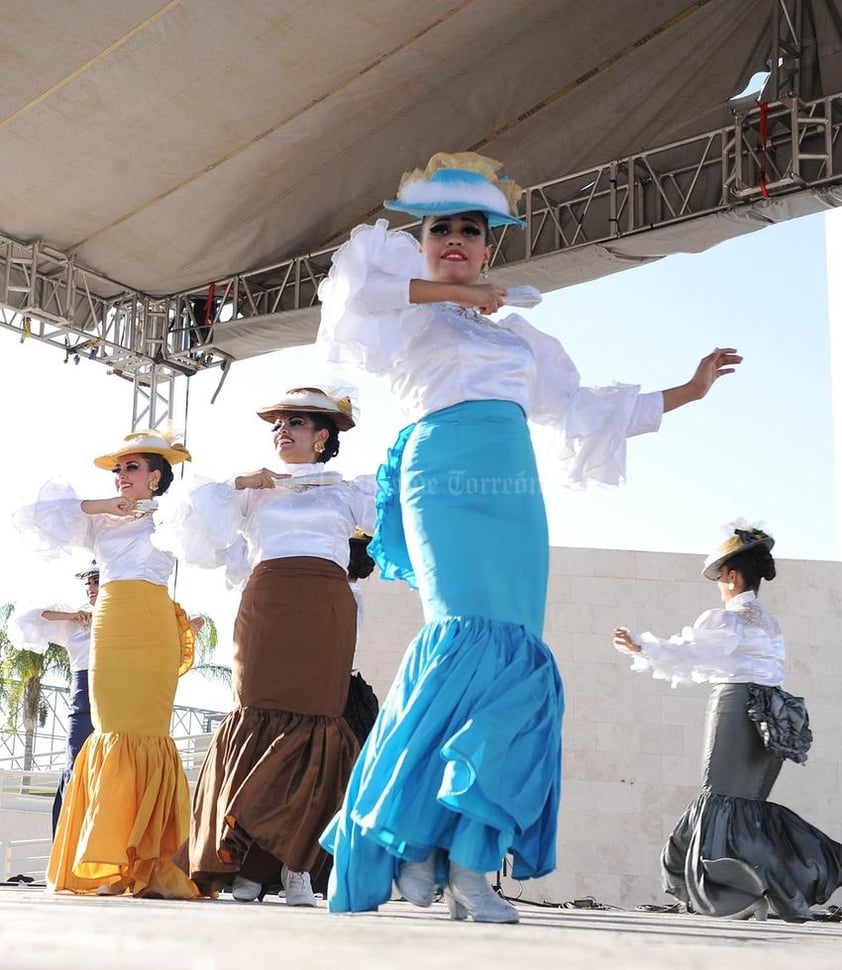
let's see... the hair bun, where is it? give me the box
[753,545,777,583]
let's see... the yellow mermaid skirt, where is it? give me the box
[47,580,199,898]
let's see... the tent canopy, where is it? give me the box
[3,0,841,302]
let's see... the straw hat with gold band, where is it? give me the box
[702,523,775,581]
[256,387,355,431]
[93,431,192,470]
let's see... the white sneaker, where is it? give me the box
[281,864,316,907]
[231,875,262,902]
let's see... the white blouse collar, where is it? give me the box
[726,590,758,610]
[280,461,330,478]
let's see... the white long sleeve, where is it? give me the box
[154,465,377,589]
[316,220,663,488]
[616,591,785,688]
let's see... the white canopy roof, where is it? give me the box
[3,0,840,301]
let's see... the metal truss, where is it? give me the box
[517,90,841,262]
[1,83,841,426]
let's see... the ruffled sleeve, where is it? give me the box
[152,477,248,570]
[7,605,77,654]
[616,608,744,687]
[13,480,94,559]
[316,219,430,374]
[345,474,378,535]
[504,315,664,487]
[220,538,252,591]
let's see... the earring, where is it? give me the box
[314,440,325,455]
[150,479,158,493]
[481,262,489,280]
[727,581,735,591]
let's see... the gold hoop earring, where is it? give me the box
[314,440,325,455]
[481,262,489,280]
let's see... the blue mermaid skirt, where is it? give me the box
[321,400,564,912]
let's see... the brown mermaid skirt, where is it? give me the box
[183,557,359,892]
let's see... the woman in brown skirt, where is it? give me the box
[156,387,375,903]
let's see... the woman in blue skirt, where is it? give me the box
[316,151,741,922]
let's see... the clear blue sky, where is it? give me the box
[1,209,838,708]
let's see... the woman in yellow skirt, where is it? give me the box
[16,431,199,898]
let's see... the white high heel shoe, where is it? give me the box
[395,853,437,907]
[725,896,769,921]
[444,862,519,923]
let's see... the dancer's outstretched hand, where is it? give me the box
[613,627,641,653]
[688,347,743,400]
[662,347,743,413]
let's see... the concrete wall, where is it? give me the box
[354,546,842,911]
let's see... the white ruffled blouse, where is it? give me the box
[153,463,377,590]
[9,606,92,672]
[14,480,175,588]
[316,220,663,487]
[616,591,786,688]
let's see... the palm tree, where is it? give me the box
[187,613,231,689]
[0,605,229,776]
[0,603,71,774]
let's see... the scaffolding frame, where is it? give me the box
[1,15,840,427]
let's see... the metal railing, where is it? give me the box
[0,683,225,772]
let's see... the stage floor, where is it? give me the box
[1,885,840,970]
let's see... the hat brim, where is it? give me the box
[93,445,192,470]
[384,199,526,228]
[256,404,355,432]
[75,569,100,580]
[702,536,775,581]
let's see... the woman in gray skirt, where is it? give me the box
[613,523,842,922]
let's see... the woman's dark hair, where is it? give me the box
[310,413,340,464]
[141,453,174,494]
[348,536,375,582]
[723,544,776,591]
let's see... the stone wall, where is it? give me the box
[354,547,842,910]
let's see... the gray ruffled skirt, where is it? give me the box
[662,683,842,921]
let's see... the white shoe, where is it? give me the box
[96,880,126,896]
[396,853,437,907]
[231,875,262,902]
[282,865,316,907]
[726,896,769,921]
[445,862,519,923]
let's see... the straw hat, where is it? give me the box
[702,523,775,581]
[93,431,192,470]
[256,387,355,431]
[384,151,525,228]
